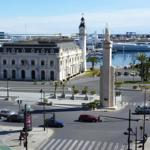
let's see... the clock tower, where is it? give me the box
[79,16,87,71]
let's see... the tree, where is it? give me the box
[71,85,77,100]
[82,86,88,100]
[53,81,59,98]
[87,56,99,70]
[60,81,66,98]
[136,53,148,82]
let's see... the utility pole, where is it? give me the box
[135,127,137,150]
[128,109,131,150]
[24,104,28,150]
[142,88,146,150]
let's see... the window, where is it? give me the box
[31,60,35,66]
[21,60,25,65]
[3,60,7,65]
[50,61,54,67]
[41,60,45,66]
[12,60,15,65]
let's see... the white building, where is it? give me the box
[100,27,115,107]
[0,17,87,81]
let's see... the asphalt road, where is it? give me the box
[0,78,150,150]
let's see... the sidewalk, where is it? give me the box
[132,138,150,150]
[0,125,54,150]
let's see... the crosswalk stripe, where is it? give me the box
[101,142,107,150]
[87,141,96,150]
[49,139,61,150]
[75,140,84,150]
[62,139,73,150]
[114,143,119,150]
[43,139,56,150]
[107,142,114,150]
[81,141,90,150]
[55,139,67,150]
[94,141,102,150]
[69,140,78,150]
[120,145,127,150]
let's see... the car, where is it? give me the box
[6,113,24,122]
[124,72,129,76]
[135,106,150,114]
[78,114,100,122]
[0,109,16,118]
[45,118,64,128]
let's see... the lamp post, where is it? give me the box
[40,89,46,131]
[142,87,147,150]
[6,78,10,100]
[43,91,46,131]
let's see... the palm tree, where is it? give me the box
[60,81,66,98]
[53,81,59,98]
[71,85,76,100]
[82,86,88,100]
[137,53,147,83]
[87,56,99,70]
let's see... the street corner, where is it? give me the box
[0,126,54,150]
[30,127,54,150]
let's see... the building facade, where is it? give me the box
[0,17,87,81]
[0,40,84,81]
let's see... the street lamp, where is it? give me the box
[6,78,10,100]
[124,127,138,150]
[43,91,46,131]
[40,89,46,131]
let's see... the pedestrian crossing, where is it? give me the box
[125,102,149,106]
[41,138,127,150]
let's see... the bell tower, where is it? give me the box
[79,16,87,71]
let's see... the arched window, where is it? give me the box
[12,70,16,79]
[31,70,35,80]
[21,70,25,79]
[3,70,7,79]
[50,71,54,81]
[41,70,45,80]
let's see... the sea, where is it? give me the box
[87,49,150,69]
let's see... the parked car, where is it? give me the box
[45,118,64,128]
[6,113,24,122]
[0,109,16,118]
[135,106,150,114]
[78,114,101,122]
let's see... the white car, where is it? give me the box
[0,109,16,118]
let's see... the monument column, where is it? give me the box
[100,27,115,107]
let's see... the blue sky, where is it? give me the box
[1,0,150,34]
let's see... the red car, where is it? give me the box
[78,114,100,122]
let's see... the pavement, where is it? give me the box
[0,125,54,150]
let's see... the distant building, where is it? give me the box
[0,17,87,81]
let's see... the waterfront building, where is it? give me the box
[0,17,86,81]
[100,27,115,107]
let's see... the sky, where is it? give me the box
[0,0,150,34]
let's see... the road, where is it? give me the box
[0,78,150,150]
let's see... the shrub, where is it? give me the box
[90,90,96,95]
[133,85,138,89]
